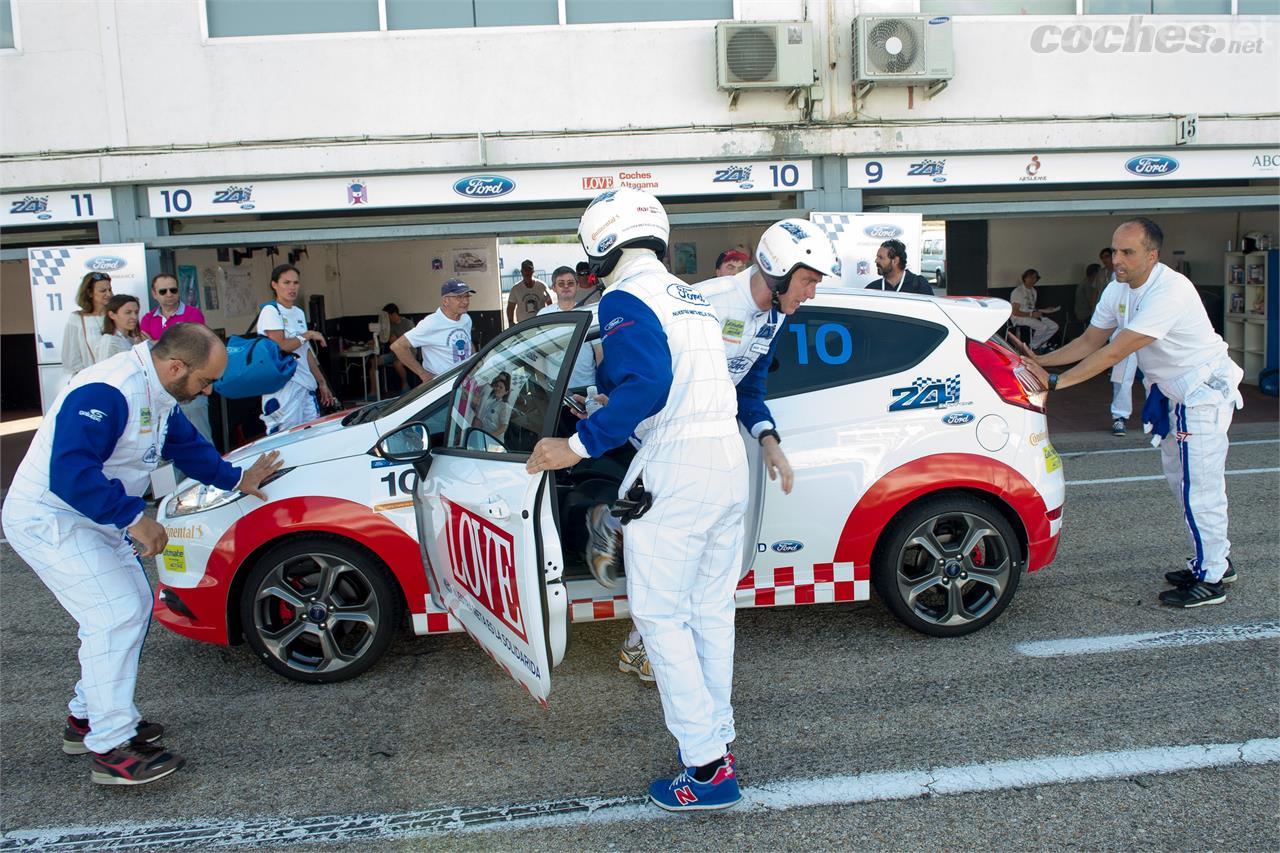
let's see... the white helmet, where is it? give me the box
[754,219,841,301]
[577,188,670,279]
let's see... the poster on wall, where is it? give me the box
[809,213,924,290]
[27,243,150,412]
[672,243,697,276]
[453,247,490,274]
[221,267,257,318]
[178,265,200,309]
[201,267,220,310]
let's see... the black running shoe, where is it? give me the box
[63,716,164,756]
[1111,418,1127,437]
[1158,581,1226,608]
[1165,557,1236,588]
[90,741,185,785]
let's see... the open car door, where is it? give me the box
[412,312,591,704]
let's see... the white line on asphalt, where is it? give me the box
[1060,438,1279,458]
[4,738,1278,849]
[1066,467,1280,486]
[1015,621,1280,658]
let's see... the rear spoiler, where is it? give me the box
[938,296,1012,342]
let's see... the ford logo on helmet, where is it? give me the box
[942,411,975,425]
[596,234,617,253]
[1125,155,1179,177]
[771,540,803,553]
[864,224,903,239]
[85,256,127,272]
[452,175,516,198]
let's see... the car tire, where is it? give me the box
[239,537,403,683]
[871,495,1023,638]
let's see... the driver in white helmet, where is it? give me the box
[525,188,748,812]
[588,219,840,685]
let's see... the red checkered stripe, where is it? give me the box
[734,562,864,608]
[413,602,463,635]
[569,594,630,623]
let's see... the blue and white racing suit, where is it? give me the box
[699,265,785,439]
[568,253,748,768]
[2,344,240,753]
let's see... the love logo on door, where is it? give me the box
[442,497,526,642]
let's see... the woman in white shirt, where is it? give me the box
[61,272,113,378]
[95,294,145,360]
[472,372,513,437]
[256,263,336,434]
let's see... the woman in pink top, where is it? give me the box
[139,272,206,340]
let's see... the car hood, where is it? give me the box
[938,296,1012,341]
[224,412,378,469]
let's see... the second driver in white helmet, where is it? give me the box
[525,187,748,812]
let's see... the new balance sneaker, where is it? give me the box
[1165,557,1236,588]
[90,741,185,785]
[648,760,741,812]
[63,716,164,756]
[585,503,623,588]
[618,635,655,683]
[1111,418,1127,436]
[1158,580,1226,608]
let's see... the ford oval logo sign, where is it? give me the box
[864,224,903,239]
[942,411,975,425]
[771,540,803,554]
[85,255,127,272]
[666,283,709,305]
[1125,155,1179,177]
[452,175,516,198]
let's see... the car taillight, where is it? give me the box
[965,338,1046,413]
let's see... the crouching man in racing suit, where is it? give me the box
[2,324,281,786]
[586,219,841,684]
[525,188,748,811]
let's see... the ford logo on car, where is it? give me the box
[452,175,516,198]
[864,224,903,239]
[85,256,127,272]
[942,411,975,425]
[771,540,803,554]
[1125,155,1179,177]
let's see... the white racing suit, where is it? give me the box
[569,252,748,768]
[1146,355,1244,584]
[1111,352,1138,420]
[1,343,240,754]
[261,368,318,435]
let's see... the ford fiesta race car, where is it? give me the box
[154,289,1065,688]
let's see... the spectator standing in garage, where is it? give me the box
[1,324,281,785]
[526,188,747,812]
[62,272,114,380]
[256,264,336,434]
[139,272,214,441]
[714,248,749,278]
[574,260,601,307]
[538,266,600,388]
[505,259,551,326]
[392,279,475,384]
[590,219,839,687]
[1029,217,1243,608]
[865,239,933,295]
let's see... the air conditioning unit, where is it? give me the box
[716,21,818,91]
[853,15,954,97]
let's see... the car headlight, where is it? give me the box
[163,467,293,518]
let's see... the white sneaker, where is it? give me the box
[585,504,623,588]
[618,635,655,683]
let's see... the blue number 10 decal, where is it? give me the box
[788,322,853,366]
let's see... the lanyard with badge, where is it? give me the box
[134,349,179,497]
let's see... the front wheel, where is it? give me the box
[871,495,1023,637]
[240,537,403,683]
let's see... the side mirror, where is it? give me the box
[374,422,431,462]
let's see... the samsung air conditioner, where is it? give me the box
[853,15,954,98]
[716,21,818,92]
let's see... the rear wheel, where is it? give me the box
[240,537,403,683]
[871,495,1022,637]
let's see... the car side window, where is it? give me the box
[766,306,948,399]
[446,320,579,455]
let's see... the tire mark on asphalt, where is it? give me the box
[1066,467,1279,486]
[1015,621,1280,658]
[1060,438,1278,458]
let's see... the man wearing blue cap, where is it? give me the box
[392,279,475,384]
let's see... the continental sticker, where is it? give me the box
[722,318,744,345]
[162,545,187,573]
[1043,443,1062,473]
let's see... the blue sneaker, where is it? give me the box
[648,761,741,812]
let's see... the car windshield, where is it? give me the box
[341,359,471,426]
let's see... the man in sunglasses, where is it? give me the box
[140,273,213,441]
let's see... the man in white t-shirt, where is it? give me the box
[256,264,335,434]
[1009,269,1060,353]
[392,279,475,384]
[505,260,551,326]
[537,266,599,388]
[1030,218,1244,609]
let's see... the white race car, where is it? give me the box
[155,289,1065,689]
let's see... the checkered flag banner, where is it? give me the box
[912,375,961,403]
[29,248,71,287]
[809,212,851,246]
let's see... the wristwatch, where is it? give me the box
[758,428,781,446]
[1047,373,1059,391]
